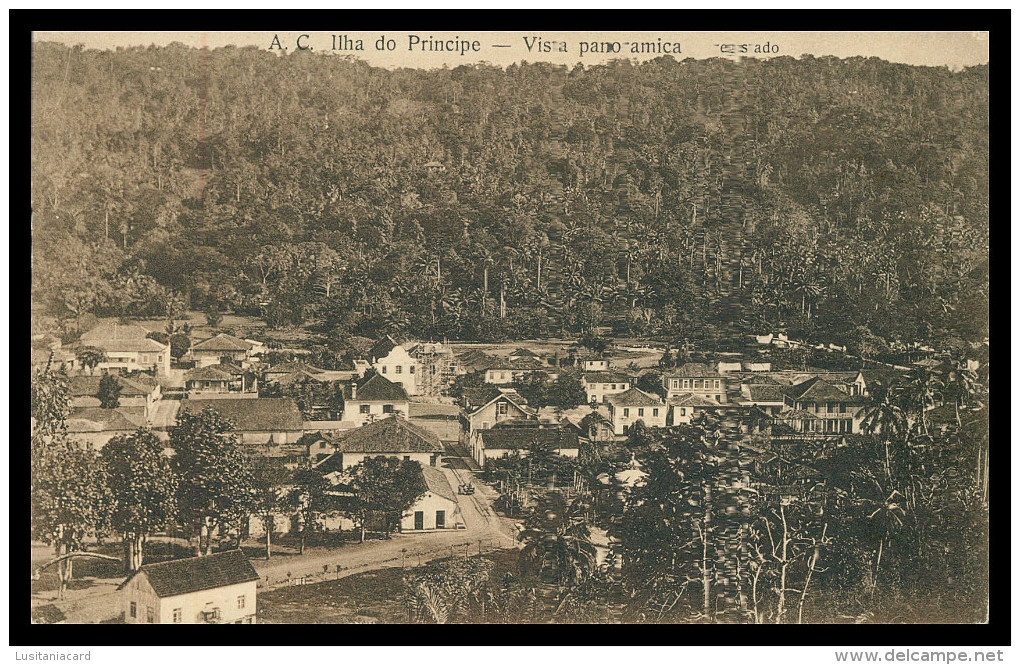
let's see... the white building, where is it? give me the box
[400,466,463,531]
[606,388,667,436]
[582,371,632,404]
[341,374,410,427]
[79,323,171,376]
[368,336,420,395]
[119,550,259,624]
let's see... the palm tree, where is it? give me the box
[859,382,907,439]
[936,360,979,427]
[518,493,598,589]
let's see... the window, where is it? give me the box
[410,366,415,374]
[840,403,847,414]
[500,372,507,380]
[611,384,616,390]
[680,408,687,416]
[383,404,394,414]
[237,595,246,609]
[653,408,659,417]
[404,455,411,461]
[395,365,402,374]
[481,422,489,430]
[623,408,630,418]
[382,366,387,374]
[130,602,137,618]
[173,608,182,623]
[638,408,644,417]
[673,380,680,389]
[714,380,721,389]
[693,380,701,389]
[359,405,370,414]
[496,401,508,416]
[826,402,834,414]
[158,356,163,363]
[146,606,154,623]
[682,379,690,389]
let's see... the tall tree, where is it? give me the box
[102,428,178,571]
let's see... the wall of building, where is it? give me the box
[374,346,420,395]
[664,377,727,403]
[609,405,667,435]
[157,580,257,625]
[400,492,461,531]
[339,451,437,470]
[341,400,410,427]
[583,381,630,404]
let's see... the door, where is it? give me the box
[414,511,424,530]
[435,510,446,529]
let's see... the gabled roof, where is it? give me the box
[509,348,542,358]
[184,366,235,382]
[668,394,724,408]
[607,387,663,408]
[744,374,782,385]
[462,386,533,415]
[81,323,151,343]
[773,408,819,421]
[82,337,168,353]
[265,362,325,375]
[582,371,631,383]
[666,363,722,378]
[182,398,304,431]
[192,333,253,353]
[456,349,500,372]
[422,466,458,503]
[479,427,580,452]
[783,377,855,402]
[344,373,409,402]
[66,408,143,433]
[324,416,441,454]
[487,358,549,372]
[119,550,259,597]
[67,375,158,397]
[741,385,786,403]
[368,335,400,363]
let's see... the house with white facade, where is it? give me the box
[79,323,171,376]
[459,386,536,441]
[119,549,259,624]
[662,363,727,403]
[341,373,411,427]
[605,388,667,436]
[67,374,161,422]
[181,398,305,457]
[581,371,632,404]
[313,416,443,471]
[400,466,463,531]
[190,333,256,368]
[472,422,581,469]
[367,336,420,395]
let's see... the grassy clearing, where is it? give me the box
[257,549,521,624]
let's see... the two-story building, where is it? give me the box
[367,336,421,396]
[68,374,162,422]
[79,323,171,376]
[119,549,259,624]
[581,371,632,404]
[484,358,556,385]
[662,363,727,403]
[184,363,258,399]
[341,373,410,427]
[777,376,866,435]
[190,333,257,368]
[312,416,443,471]
[606,388,667,436]
[459,386,536,442]
[735,379,786,416]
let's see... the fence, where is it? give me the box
[255,536,520,592]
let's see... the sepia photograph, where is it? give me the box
[28,27,991,631]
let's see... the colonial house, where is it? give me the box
[68,374,162,421]
[79,323,171,376]
[455,349,500,375]
[668,393,727,426]
[459,386,536,441]
[717,361,743,374]
[184,363,258,399]
[575,354,610,372]
[578,408,616,443]
[182,397,305,447]
[190,333,256,368]
[400,466,463,531]
[32,334,78,374]
[407,402,462,444]
[472,422,581,469]
[119,549,259,624]
[606,388,667,435]
[776,377,866,435]
[367,335,421,396]
[581,371,632,404]
[313,416,443,471]
[66,408,145,450]
[662,363,727,403]
[341,373,410,427]
[484,358,556,385]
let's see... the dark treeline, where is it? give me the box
[32,43,988,346]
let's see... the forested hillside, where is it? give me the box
[31,43,989,347]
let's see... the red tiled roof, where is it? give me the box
[121,550,259,598]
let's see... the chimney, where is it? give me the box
[351,381,357,400]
